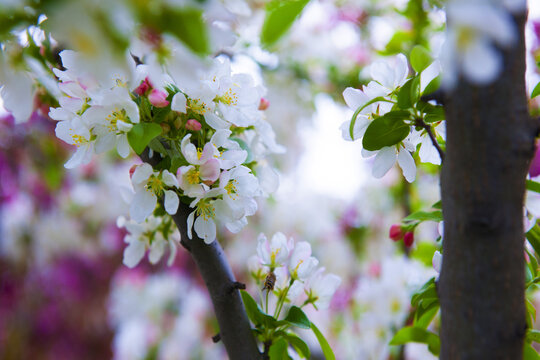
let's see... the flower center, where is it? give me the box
[189,99,207,114]
[216,88,238,106]
[196,199,215,221]
[186,168,200,185]
[455,26,475,51]
[146,174,164,195]
[225,179,238,199]
[106,108,130,132]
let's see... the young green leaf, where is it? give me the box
[532,82,540,99]
[390,326,440,356]
[283,306,311,329]
[414,301,439,329]
[285,333,311,359]
[160,7,210,55]
[423,76,441,96]
[527,329,540,344]
[410,45,433,73]
[524,343,540,360]
[362,111,410,151]
[348,96,394,140]
[311,322,336,360]
[261,0,310,47]
[127,123,163,155]
[411,277,437,307]
[526,298,537,329]
[269,337,289,360]
[527,180,540,194]
[404,210,443,223]
[527,224,540,258]
[397,78,415,109]
[240,290,264,326]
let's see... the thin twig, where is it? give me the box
[416,118,445,163]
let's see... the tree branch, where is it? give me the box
[415,118,445,163]
[140,150,261,359]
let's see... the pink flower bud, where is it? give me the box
[403,232,414,247]
[258,98,270,110]
[389,224,404,241]
[148,89,169,108]
[185,119,202,131]
[529,143,540,177]
[134,77,152,96]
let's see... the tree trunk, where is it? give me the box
[141,151,261,359]
[439,8,536,360]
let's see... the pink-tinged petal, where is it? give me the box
[397,148,416,183]
[185,119,202,131]
[372,147,396,178]
[164,190,179,215]
[130,190,157,223]
[123,239,146,268]
[200,159,220,182]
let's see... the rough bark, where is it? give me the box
[141,151,261,360]
[439,9,536,360]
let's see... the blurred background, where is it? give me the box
[1,0,540,359]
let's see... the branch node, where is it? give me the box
[228,281,246,294]
[212,333,221,343]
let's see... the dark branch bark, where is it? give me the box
[415,118,445,163]
[141,150,261,359]
[439,10,533,360]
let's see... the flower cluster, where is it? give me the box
[49,46,281,266]
[251,232,341,312]
[341,53,446,182]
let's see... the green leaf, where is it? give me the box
[161,7,209,55]
[532,82,540,99]
[311,322,336,360]
[269,338,289,360]
[410,242,438,267]
[410,45,432,73]
[396,76,420,111]
[362,111,411,151]
[414,301,439,329]
[411,277,437,307]
[527,180,540,194]
[127,123,163,155]
[261,0,310,47]
[527,247,539,278]
[526,298,537,329]
[240,290,263,326]
[397,78,415,109]
[348,96,394,140]
[524,343,540,360]
[390,327,440,356]
[283,306,311,329]
[418,102,445,123]
[527,329,540,344]
[285,334,310,359]
[527,224,540,257]
[423,76,440,96]
[404,210,443,223]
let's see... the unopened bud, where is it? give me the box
[389,224,404,241]
[403,232,414,247]
[160,123,171,133]
[185,119,202,131]
[148,89,169,108]
[258,98,270,111]
[134,77,152,96]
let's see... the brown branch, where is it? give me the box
[140,150,261,359]
[415,118,445,163]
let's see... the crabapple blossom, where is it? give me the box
[256,232,290,269]
[130,163,179,223]
[305,268,342,310]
